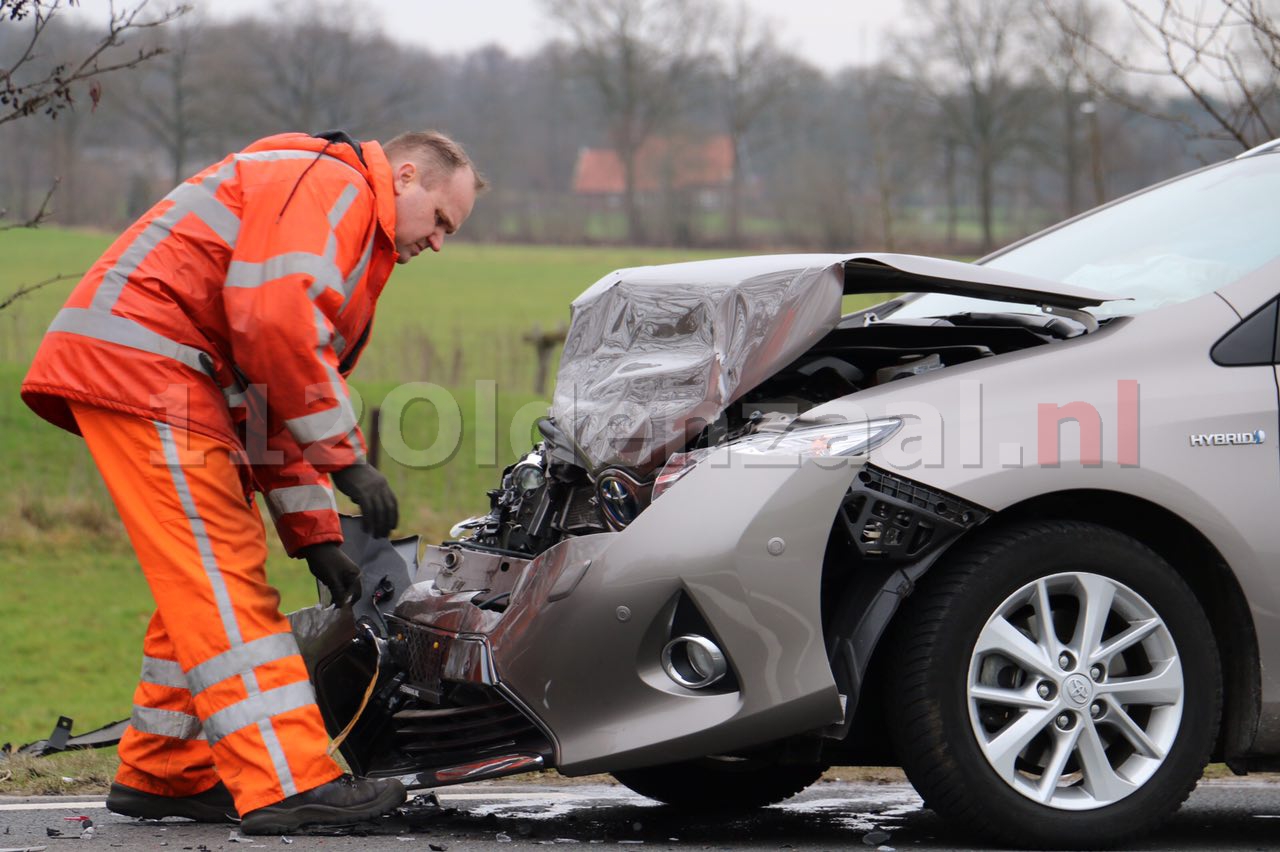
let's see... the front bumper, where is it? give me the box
[393,450,861,774]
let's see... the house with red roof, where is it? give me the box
[571,134,736,209]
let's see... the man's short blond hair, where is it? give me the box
[383,130,487,192]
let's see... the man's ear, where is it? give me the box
[393,161,417,194]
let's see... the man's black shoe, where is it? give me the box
[239,774,406,835]
[106,781,237,823]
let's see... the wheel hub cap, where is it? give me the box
[1063,673,1093,706]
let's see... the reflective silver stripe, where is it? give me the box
[92,162,241,312]
[318,183,365,302]
[223,384,246,409]
[258,718,295,791]
[237,150,332,163]
[49,308,210,374]
[186,633,302,696]
[155,420,299,795]
[174,181,241,246]
[340,236,376,310]
[283,306,361,449]
[92,218,167,311]
[268,484,338,516]
[236,149,365,182]
[203,680,318,746]
[156,421,244,645]
[140,656,189,689]
[131,705,203,740]
[327,183,360,229]
[285,400,359,446]
[323,350,365,462]
[224,252,344,296]
[329,362,366,463]
[238,661,295,796]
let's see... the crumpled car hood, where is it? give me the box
[550,253,1123,472]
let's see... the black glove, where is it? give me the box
[331,463,398,538]
[302,543,362,608]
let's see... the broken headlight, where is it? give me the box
[653,417,903,500]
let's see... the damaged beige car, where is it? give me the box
[294,138,1280,849]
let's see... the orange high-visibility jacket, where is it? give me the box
[23,133,400,554]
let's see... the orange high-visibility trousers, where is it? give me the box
[70,402,342,815]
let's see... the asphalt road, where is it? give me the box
[2,777,1279,851]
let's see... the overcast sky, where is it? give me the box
[71,0,914,73]
[66,0,1215,95]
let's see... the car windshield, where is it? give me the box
[891,151,1280,320]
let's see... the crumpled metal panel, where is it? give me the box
[8,717,131,758]
[551,258,845,472]
[288,604,355,682]
[289,516,419,676]
[336,515,423,617]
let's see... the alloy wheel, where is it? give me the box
[967,571,1184,810]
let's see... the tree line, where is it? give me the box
[1,0,1276,255]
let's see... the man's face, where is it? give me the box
[391,161,477,263]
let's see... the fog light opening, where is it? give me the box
[662,635,727,689]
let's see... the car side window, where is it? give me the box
[1211,297,1280,366]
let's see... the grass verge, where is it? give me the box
[0,749,117,797]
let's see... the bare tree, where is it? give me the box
[715,1,795,246]
[543,0,717,243]
[0,169,55,230]
[0,270,77,308]
[441,45,533,240]
[229,1,425,139]
[898,0,1040,252]
[1,0,181,227]
[938,121,964,249]
[0,0,181,130]
[846,66,929,251]
[1028,0,1111,216]
[1046,0,1280,150]
[1,0,183,310]
[109,12,208,185]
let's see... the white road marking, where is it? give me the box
[0,791,583,813]
[0,801,106,811]
[438,792,580,801]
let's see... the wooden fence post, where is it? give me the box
[523,322,568,395]
[368,406,382,469]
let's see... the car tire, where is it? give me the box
[885,520,1220,850]
[612,757,826,810]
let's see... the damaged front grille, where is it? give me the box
[837,465,987,560]
[392,701,539,757]
[372,616,551,773]
[395,620,452,700]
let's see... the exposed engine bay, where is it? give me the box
[458,306,1090,558]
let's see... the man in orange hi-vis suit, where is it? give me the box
[22,129,483,834]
